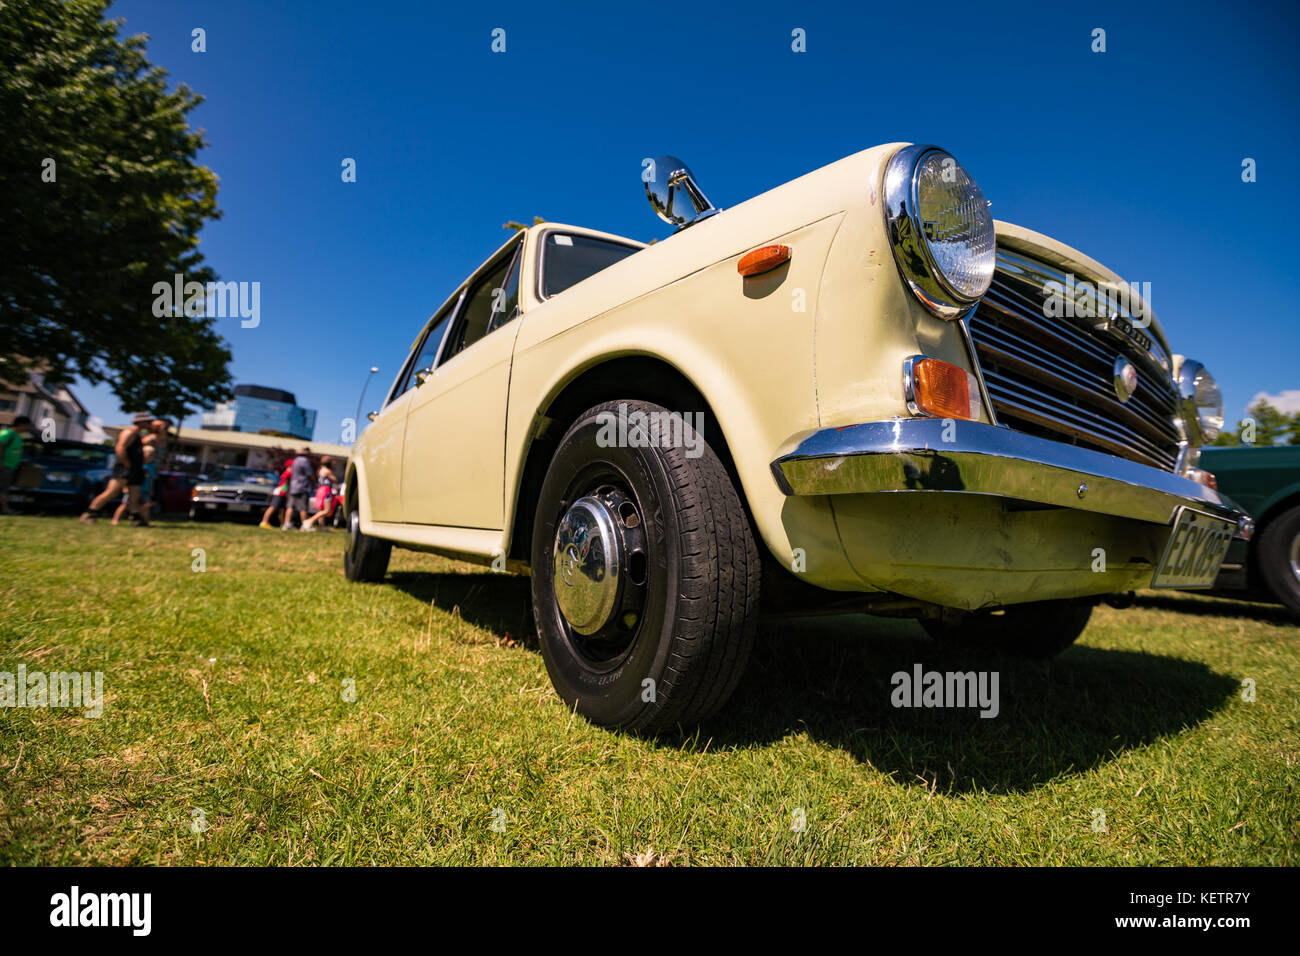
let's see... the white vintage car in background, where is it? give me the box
[344,144,1252,733]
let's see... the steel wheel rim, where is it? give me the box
[550,466,650,669]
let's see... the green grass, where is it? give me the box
[0,514,1295,865]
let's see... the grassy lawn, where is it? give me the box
[0,513,1295,866]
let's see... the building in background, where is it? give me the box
[200,384,317,440]
[105,424,349,475]
[0,366,91,441]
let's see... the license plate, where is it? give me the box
[1151,507,1235,588]
[229,502,251,512]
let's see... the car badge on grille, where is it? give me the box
[1113,357,1138,403]
[1096,311,1153,354]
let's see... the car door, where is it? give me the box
[401,235,524,528]
[363,303,457,523]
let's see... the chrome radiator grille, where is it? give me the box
[967,248,1183,472]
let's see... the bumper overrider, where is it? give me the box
[770,419,1253,608]
[771,418,1250,530]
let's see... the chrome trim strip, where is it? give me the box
[956,312,999,427]
[901,355,922,416]
[769,417,1249,528]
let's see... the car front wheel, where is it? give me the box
[343,491,391,583]
[921,598,1094,659]
[530,400,760,734]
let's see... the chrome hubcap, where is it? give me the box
[348,509,360,555]
[554,496,620,634]
[552,484,648,646]
[1289,532,1300,585]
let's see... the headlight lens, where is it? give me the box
[1178,360,1224,442]
[883,144,996,318]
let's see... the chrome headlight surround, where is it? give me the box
[882,144,997,319]
[1176,359,1224,444]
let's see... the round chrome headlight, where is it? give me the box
[1178,359,1224,442]
[882,145,996,318]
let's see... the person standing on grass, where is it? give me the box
[111,439,157,524]
[282,447,315,530]
[81,412,151,526]
[300,455,340,532]
[0,415,33,515]
[260,457,294,529]
[148,419,169,468]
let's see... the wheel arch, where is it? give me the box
[506,354,746,564]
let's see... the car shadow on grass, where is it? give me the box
[702,614,1241,794]
[386,571,535,641]
[384,571,1240,795]
[1131,591,1297,627]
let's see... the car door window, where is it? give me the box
[539,232,640,299]
[487,244,524,335]
[442,238,522,362]
[396,302,456,397]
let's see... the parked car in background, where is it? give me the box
[7,440,113,512]
[189,466,277,521]
[153,471,197,515]
[344,144,1253,733]
[1199,444,1300,616]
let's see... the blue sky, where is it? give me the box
[78,0,1300,442]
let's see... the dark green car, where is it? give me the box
[1199,445,1300,616]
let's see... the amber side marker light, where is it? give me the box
[909,357,984,421]
[1187,467,1218,490]
[737,244,791,277]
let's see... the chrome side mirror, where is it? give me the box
[644,155,719,228]
[366,411,379,422]
[414,368,432,387]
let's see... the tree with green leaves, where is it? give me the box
[0,0,231,425]
[1211,398,1296,446]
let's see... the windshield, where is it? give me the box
[211,467,277,485]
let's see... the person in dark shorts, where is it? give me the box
[81,411,150,525]
[112,438,157,524]
[282,447,315,530]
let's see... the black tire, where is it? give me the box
[1255,505,1300,618]
[921,598,1094,659]
[189,507,206,522]
[343,487,391,583]
[530,400,760,734]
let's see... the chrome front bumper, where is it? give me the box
[771,418,1253,532]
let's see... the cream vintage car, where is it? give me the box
[344,144,1253,733]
